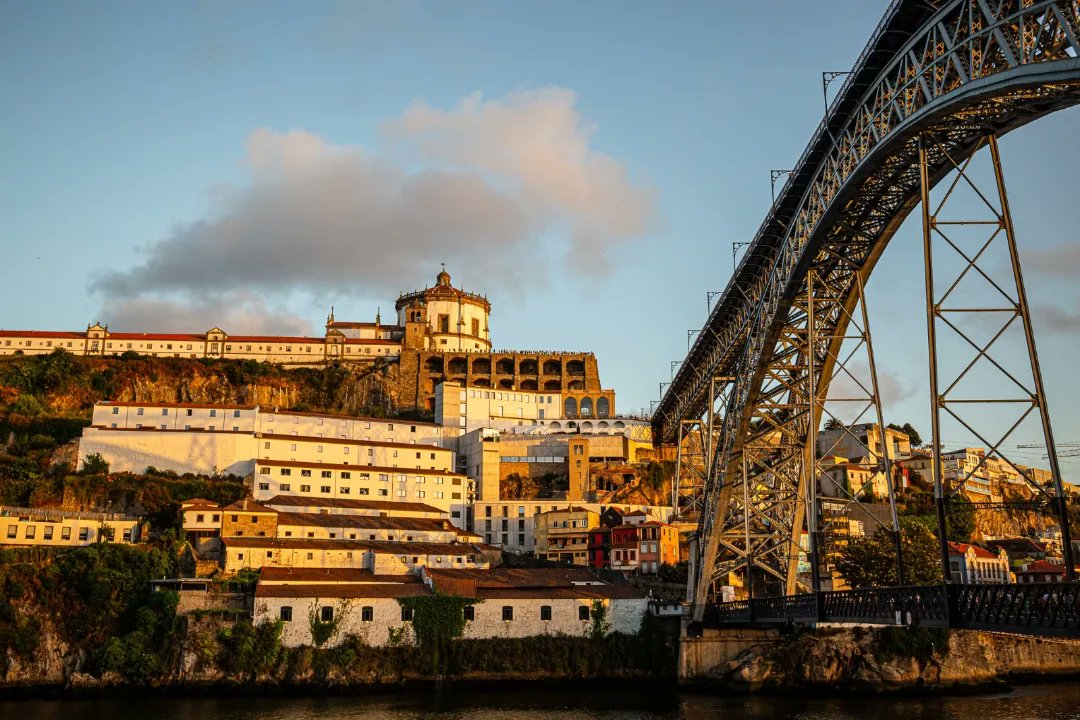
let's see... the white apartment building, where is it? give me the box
[1,505,142,547]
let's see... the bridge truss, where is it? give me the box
[654,0,1080,618]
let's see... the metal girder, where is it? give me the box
[678,1,1080,620]
[918,133,1076,581]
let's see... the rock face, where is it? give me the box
[683,626,1080,693]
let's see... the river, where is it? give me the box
[3,683,1080,720]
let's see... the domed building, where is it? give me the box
[395,267,492,352]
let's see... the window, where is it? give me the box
[361,606,374,622]
[501,606,514,622]
[233,410,241,418]
[62,527,71,540]
[321,470,332,478]
[540,605,552,621]
[259,467,270,475]
[210,409,217,417]
[162,408,169,416]
[301,469,311,477]
[280,606,293,622]
[300,484,310,492]
[258,482,269,491]
[79,528,90,541]
[281,468,291,476]
[280,483,290,492]
[136,407,144,416]
[579,605,590,621]
[321,486,331,493]
[5,526,15,539]
[341,472,351,479]
[320,606,334,622]
[401,607,414,622]
[463,605,475,622]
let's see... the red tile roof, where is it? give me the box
[1018,560,1067,574]
[222,500,276,514]
[260,494,445,515]
[97,401,257,410]
[255,582,429,599]
[258,567,417,584]
[0,330,83,338]
[255,458,463,478]
[257,432,451,453]
[948,541,1000,560]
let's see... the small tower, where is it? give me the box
[325,306,335,329]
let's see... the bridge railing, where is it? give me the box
[705,582,1080,637]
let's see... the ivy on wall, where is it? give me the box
[397,593,481,673]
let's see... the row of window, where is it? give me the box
[118,406,245,418]
[282,603,591,624]
[469,390,554,404]
[264,467,446,482]
[4,524,131,542]
[263,417,420,433]
[256,481,457,500]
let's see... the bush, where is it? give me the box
[81,452,110,475]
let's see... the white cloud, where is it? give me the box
[100,293,314,337]
[92,88,655,324]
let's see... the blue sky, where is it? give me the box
[2,1,1077,472]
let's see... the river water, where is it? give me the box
[3,683,1080,720]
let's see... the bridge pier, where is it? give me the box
[678,622,782,682]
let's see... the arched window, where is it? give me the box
[580,398,593,417]
[597,397,610,418]
[564,397,577,418]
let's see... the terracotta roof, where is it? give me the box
[260,494,445,515]
[0,330,83,338]
[1018,560,1067,574]
[182,499,221,510]
[224,537,482,556]
[222,500,276,514]
[255,582,429,599]
[473,586,646,600]
[224,335,326,343]
[275,511,453,534]
[948,541,1000,560]
[265,409,439,427]
[96,401,257,411]
[257,432,452,453]
[108,332,206,341]
[258,567,417,584]
[624,511,648,517]
[255,458,463,478]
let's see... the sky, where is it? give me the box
[1,1,1077,473]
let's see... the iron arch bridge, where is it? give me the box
[653,0,1080,631]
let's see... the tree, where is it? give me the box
[81,452,110,476]
[835,518,942,588]
[888,422,923,447]
[500,472,538,500]
[824,417,844,431]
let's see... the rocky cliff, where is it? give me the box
[688,626,1080,693]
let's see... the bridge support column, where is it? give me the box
[918,133,1075,583]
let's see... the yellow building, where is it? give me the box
[534,507,599,565]
[1,505,142,547]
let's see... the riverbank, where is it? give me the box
[680,625,1080,694]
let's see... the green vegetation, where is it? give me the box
[216,618,284,678]
[874,626,950,663]
[835,518,943,588]
[887,422,923,447]
[307,599,354,649]
[397,593,480,673]
[0,543,177,677]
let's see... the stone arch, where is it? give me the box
[580,397,593,417]
[564,397,577,418]
[566,359,585,376]
[598,421,609,429]
[544,380,561,391]
[471,357,491,375]
[472,377,491,388]
[542,359,561,376]
[567,379,585,391]
[424,356,444,373]
[520,379,538,391]
[597,397,610,418]
[495,358,515,375]
[497,378,514,389]
[549,421,562,430]
[519,358,538,375]
[614,421,625,429]
[581,421,593,431]
[447,356,467,374]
